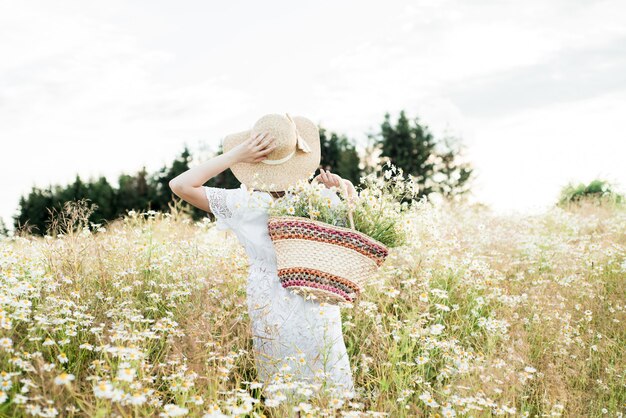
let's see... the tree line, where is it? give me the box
[11,110,474,236]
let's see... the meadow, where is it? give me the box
[0,198,624,417]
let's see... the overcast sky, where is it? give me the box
[2,0,625,231]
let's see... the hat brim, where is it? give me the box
[222,116,321,192]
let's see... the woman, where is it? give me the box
[169,113,358,400]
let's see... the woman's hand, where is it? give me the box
[314,168,341,188]
[313,168,357,200]
[168,131,276,211]
[230,131,277,164]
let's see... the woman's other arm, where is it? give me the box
[168,131,276,212]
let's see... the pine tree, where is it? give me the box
[151,147,194,213]
[432,135,473,199]
[115,168,151,217]
[207,143,240,189]
[14,186,55,235]
[370,110,473,200]
[88,176,117,222]
[319,126,361,185]
[0,217,9,237]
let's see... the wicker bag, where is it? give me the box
[267,182,389,304]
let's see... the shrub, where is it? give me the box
[557,179,624,208]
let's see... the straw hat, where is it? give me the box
[222,113,321,192]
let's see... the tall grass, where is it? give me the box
[0,198,624,417]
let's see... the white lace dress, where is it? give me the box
[203,183,355,395]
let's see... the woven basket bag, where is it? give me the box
[267,181,389,304]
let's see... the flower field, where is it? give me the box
[0,200,624,417]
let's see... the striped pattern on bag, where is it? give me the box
[267,215,389,304]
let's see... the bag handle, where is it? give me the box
[339,179,356,230]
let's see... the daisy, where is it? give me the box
[93,381,114,399]
[128,392,147,406]
[160,404,189,417]
[441,405,456,417]
[54,373,75,386]
[0,338,12,349]
[429,324,445,335]
[117,367,136,382]
[329,397,344,409]
[415,355,430,365]
[418,391,439,408]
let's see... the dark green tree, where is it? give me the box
[14,149,210,235]
[206,142,240,189]
[115,167,151,216]
[57,175,89,203]
[151,147,194,212]
[369,110,473,200]
[318,126,361,186]
[86,176,117,223]
[371,111,437,197]
[432,135,474,198]
[14,186,55,235]
[0,218,8,237]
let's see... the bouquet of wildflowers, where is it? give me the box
[268,162,421,248]
[268,179,350,226]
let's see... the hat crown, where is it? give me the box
[222,112,321,192]
[251,114,298,160]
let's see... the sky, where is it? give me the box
[1,0,625,231]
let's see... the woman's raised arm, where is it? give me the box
[168,131,276,212]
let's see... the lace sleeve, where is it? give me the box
[204,186,233,219]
